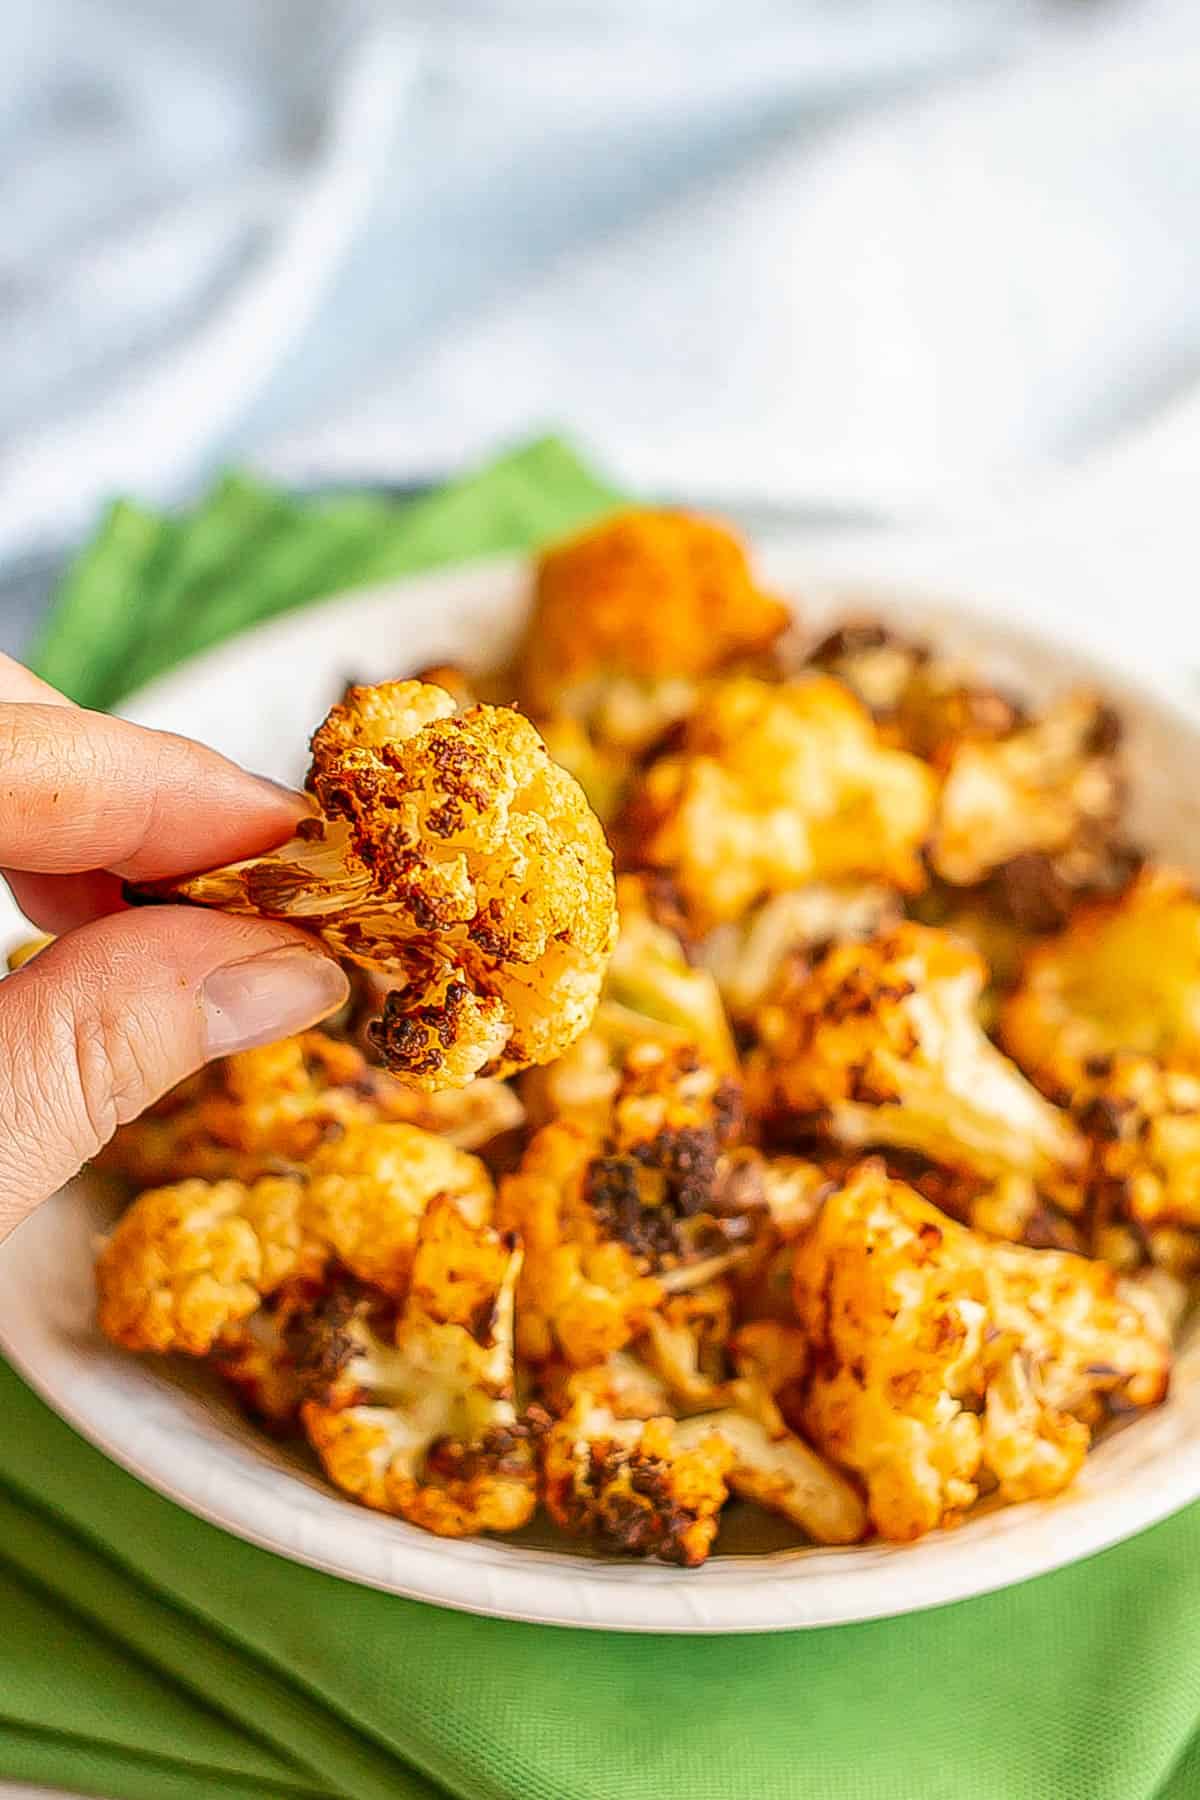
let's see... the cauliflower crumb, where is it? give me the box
[622,674,936,932]
[143,680,617,1089]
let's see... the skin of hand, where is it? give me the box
[0,655,350,1234]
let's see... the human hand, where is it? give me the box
[0,655,349,1234]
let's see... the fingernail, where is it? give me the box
[201,946,350,1056]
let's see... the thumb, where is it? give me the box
[0,908,349,1233]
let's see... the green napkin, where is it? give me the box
[7,436,1200,1799]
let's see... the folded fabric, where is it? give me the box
[6,438,1200,1800]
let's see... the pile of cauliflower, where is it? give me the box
[91,506,1194,1563]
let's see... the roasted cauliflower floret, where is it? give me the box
[524,874,736,1131]
[518,509,789,738]
[94,1030,496,1188]
[931,692,1122,888]
[1067,1053,1200,1279]
[748,922,1082,1187]
[622,675,936,932]
[697,882,900,1023]
[97,1175,316,1354]
[807,619,1020,758]
[500,1043,753,1367]
[1002,869,1200,1096]
[147,680,616,1089]
[96,1121,493,1353]
[303,1121,493,1296]
[300,1198,537,1536]
[539,1400,735,1564]
[793,1164,1169,1540]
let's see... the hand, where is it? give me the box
[0,655,349,1234]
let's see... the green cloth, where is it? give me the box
[7,435,1200,1798]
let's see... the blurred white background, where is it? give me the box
[3,0,1200,553]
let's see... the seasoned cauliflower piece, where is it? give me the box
[94,1030,496,1188]
[931,692,1122,888]
[1066,1053,1200,1279]
[6,933,53,972]
[303,1121,493,1296]
[539,1400,735,1564]
[145,680,616,1089]
[807,619,1020,758]
[97,1175,316,1354]
[96,1122,493,1354]
[524,874,736,1130]
[748,923,1082,1186]
[500,1043,753,1366]
[1002,869,1200,1096]
[623,675,936,932]
[793,1164,1169,1540]
[697,881,900,1022]
[518,509,789,734]
[301,1198,536,1536]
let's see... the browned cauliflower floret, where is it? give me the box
[303,1122,493,1296]
[517,509,790,741]
[622,675,936,933]
[94,1030,505,1189]
[696,881,901,1023]
[793,1163,1169,1540]
[97,1175,316,1354]
[748,922,1083,1187]
[147,680,616,1089]
[807,619,1020,758]
[499,1043,754,1367]
[1002,869,1200,1097]
[539,1400,735,1565]
[523,874,736,1131]
[96,1121,493,1354]
[300,1197,536,1536]
[1067,1053,1200,1280]
[931,692,1122,889]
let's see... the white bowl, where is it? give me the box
[3,535,1199,1633]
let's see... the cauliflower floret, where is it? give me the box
[95,1030,504,1189]
[303,1121,493,1295]
[634,1315,869,1544]
[622,675,936,932]
[499,1043,754,1367]
[97,1175,316,1354]
[6,933,54,972]
[96,1122,493,1353]
[300,1197,537,1536]
[696,882,901,1022]
[793,1163,1169,1540]
[931,692,1122,888]
[807,619,1020,758]
[748,922,1083,1187]
[539,1400,735,1564]
[1066,1053,1200,1280]
[523,874,736,1131]
[146,680,616,1089]
[1002,869,1200,1097]
[517,509,790,738]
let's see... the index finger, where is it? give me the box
[0,699,306,881]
